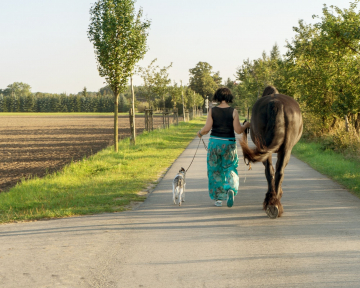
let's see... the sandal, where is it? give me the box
[214,200,222,207]
[227,190,234,208]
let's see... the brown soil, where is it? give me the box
[0,114,173,192]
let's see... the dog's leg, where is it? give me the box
[178,187,183,206]
[172,183,176,205]
[182,184,185,202]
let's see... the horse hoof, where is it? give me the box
[266,205,279,219]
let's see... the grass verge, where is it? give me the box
[292,139,360,197]
[0,118,205,224]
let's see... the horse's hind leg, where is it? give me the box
[262,154,275,208]
[273,148,292,217]
[262,155,280,218]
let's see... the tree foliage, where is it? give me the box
[137,59,172,109]
[235,1,360,136]
[286,1,360,132]
[189,62,220,101]
[88,0,150,96]
[153,62,172,109]
[235,44,287,112]
[137,59,157,107]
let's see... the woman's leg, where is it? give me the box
[207,141,227,201]
[222,143,239,196]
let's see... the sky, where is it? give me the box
[0,0,355,94]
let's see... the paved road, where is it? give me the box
[1,134,360,288]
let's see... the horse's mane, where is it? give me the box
[262,86,278,97]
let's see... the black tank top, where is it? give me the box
[210,107,235,138]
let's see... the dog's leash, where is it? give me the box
[185,137,207,172]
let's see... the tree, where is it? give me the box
[99,85,114,96]
[0,94,4,112]
[184,87,202,111]
[24,94,35,112]
[169,81,182,109]
[82,87,88,98]
[212,71,222,86]
[3,82,32,98]
[88,0,150,151]
[138,59,172,110]
[137,59,157,108]
[286,1,360,132]
[189,62,219,106]
[234,44,290,115]
[153,62,172,110]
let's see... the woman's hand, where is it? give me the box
[197,130,203,138]
[243,120,251,129]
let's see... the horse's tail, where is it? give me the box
[240,100,285,163]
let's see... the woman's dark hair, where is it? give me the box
[212,87,233,103]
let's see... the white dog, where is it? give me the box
[172,167,186,206]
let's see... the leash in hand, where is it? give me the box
[185,137,207,172]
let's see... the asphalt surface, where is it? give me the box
[1,134,360,288]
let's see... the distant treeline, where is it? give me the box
[0,93,129,113]
[0,82,204,113]
[0,83,138,113]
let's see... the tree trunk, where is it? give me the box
[182,92,186,122]
[330,116,337,129]
[129,108,135,144]
[114,93,119,152]
[344,115,349,132]
[355,112,360,136]
[130,77,136,145]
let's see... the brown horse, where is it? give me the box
[240,86,303,218]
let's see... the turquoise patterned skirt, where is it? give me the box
[207,136,239,200]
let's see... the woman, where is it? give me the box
[197,87,250,207]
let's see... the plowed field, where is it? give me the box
[0,114,172,192]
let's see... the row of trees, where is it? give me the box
[0,82,130,113]
[137,59,205,111]
[233,2,360,136]
[0,92,129,113]
[0,80,206,113]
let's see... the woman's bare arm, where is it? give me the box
[233,109,250,134]
[197,108,213,137]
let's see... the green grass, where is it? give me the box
[292,139,360,196]
[0,118,205,224]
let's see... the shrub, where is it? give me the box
[137,102,148,113]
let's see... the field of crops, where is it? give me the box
[0,113,172,192]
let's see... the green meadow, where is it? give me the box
[292,140,360,197]
[0,118,204,223]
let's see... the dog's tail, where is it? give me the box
[240,99,285,163]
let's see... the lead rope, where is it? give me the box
[185,137,207,172]
[240,129,252,183]
[243,157,252,183]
